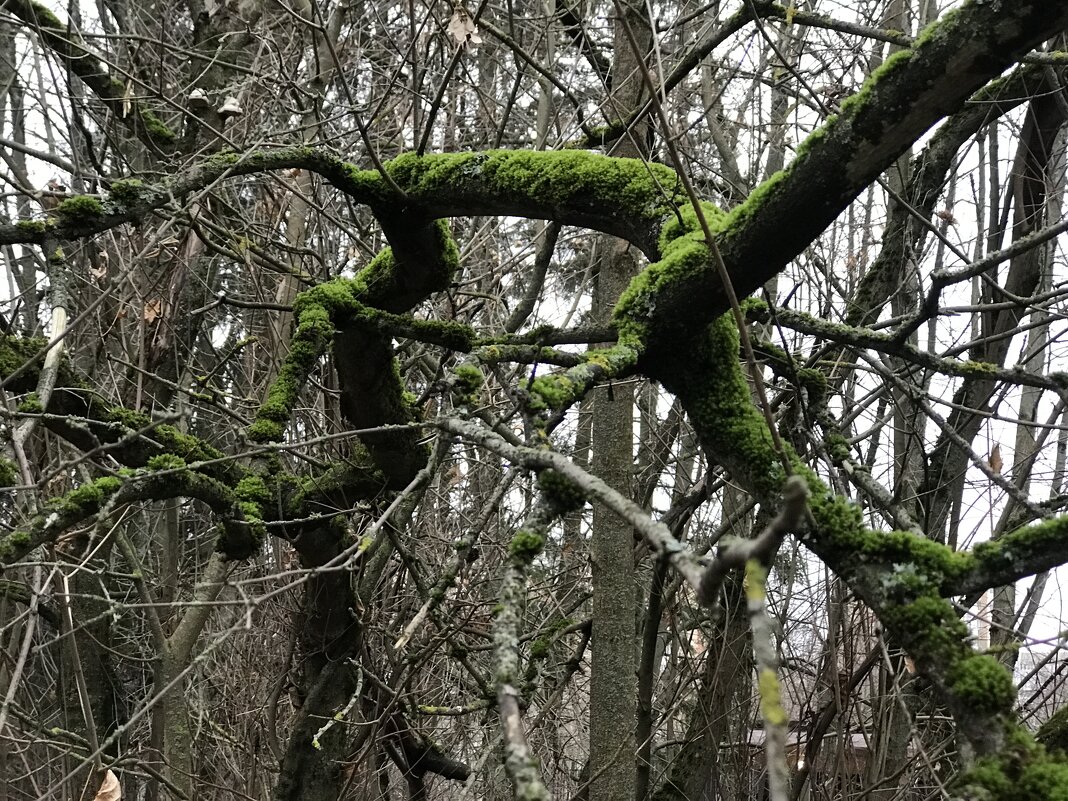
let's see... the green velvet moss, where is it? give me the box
[529,374,577,412]
[668,314,785,499]
[537,469,586,514]
[108,178,146,204]
[0,457,18,488]
[15,219,48,235]
[949,654,1017,717]
[139,110,177,144]
[0,336,45,381]
[959,729,1068,801]
[387,150,685,221]
[972,517,1068,581]
[509,528,546,565]
[54,194,105,224]
[147,453,187,471]
[17,393,43,413]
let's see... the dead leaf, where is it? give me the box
[935,207,958,225]
[444,463,464,488]
[988,444,1003,475]
[446,7,482,47]
[93,769,121,801]
[143,299,163,324]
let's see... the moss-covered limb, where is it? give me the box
[625,0,1068,359]
[481,323,618,348]
[353,303,475,351]
[846,62,1048,329]
[0,334,66,392]
[250,218,461,453]
[1039,705,1068,753]
[332,328,428,487]
[289,457,385,521]
[0,336,246,484]
[613,208,723,357]
[525,341,641,413]
[382,150,683,256]
[0,149,673,261]
[957,728,1068,800]
[656,315,785,498]
[252,219,459,484]
[816,414,923,535]
[474,344,586,369]
[0,148,370,246]
[0,342,385,556]
[0,0,177,152]
[743,301,1068,395]
[657,313,1026,755]
[494,499,554,801]
[357,217,460,315]
[471,327,626,388]
[946,516,1068,597]
[0,466,243,568]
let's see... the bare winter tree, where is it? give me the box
[1,1,1068,800]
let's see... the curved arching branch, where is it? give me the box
[0,467,250,568]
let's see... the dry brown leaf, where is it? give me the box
[935,207,958,225]
[446,7,482,47]
[445,463,464,488]
[988,444,1003,475]
[143,298,163,324]
[93,769,121,801]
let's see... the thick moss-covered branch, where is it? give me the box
[845,62,1048,329]
[1,336,242,483]
[619,0,1068,359]
[0,334,392,555]
[0,149,677,257]
[0,462,253,567]
[249,222,460,485]
[948,517,1068,597]
[381,149,683,255]
[659,312,1031,760]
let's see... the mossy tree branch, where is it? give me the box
[0,464,249,567]
[0,336,392,563]
[621,0,1068,362]
[660,311,1059,762]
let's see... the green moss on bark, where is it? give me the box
[0,457,18,488]
[509,528,546,565]
[537,469,586,514]
[959,729,1068,801]
[108,178,146,204]
[950,654,1017,716]
[54,194,105,224]
[388,149,684,220]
